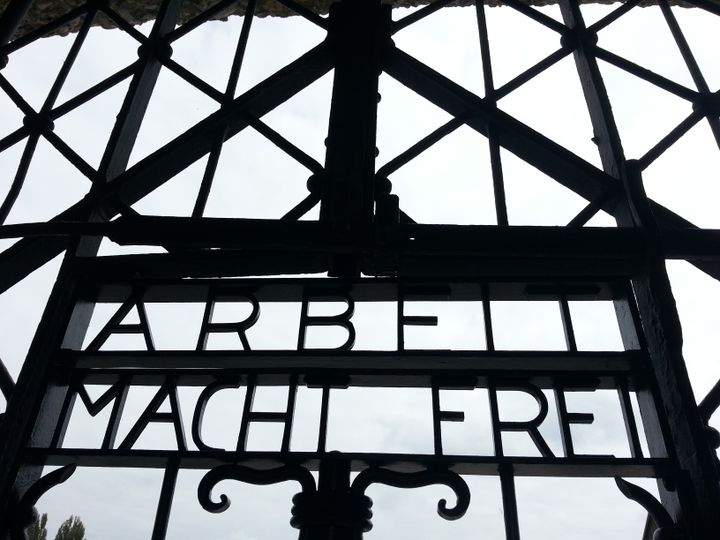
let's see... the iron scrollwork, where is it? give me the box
[10,464,76,540]
[351,467,471,521]
[197,463,316,514]
[615,477,681,540]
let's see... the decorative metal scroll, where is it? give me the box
[615,478,681,540]
[351,467,470,521]
[7,465,76,540]
[198,464,316,513]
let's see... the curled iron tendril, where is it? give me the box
[9,464,76,540]
[198,464,316,514]
[615,478,680,540]
[351,467,470,521]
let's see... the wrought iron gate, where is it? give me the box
[0,0,719,538]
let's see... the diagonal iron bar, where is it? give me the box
[0,40,334,293]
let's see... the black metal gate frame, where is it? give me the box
[0,0,719,538]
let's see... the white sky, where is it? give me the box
[1,1,720,539]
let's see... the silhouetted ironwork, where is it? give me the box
[0,0,719,538]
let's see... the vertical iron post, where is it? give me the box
[321,0,391,276]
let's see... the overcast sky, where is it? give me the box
[1,1,719,539]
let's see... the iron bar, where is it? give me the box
[376,116,465,178]
[0,39,335,293]
[593,46,698,103]
[637,110,704,170]
[0,126,29,154]
[50,62,139,120]
[9,211,707,261]
[492,47,571,101]
[320,0,389,275]
[192,135,224,218]
[384,45,618,204]
[502,0,568,34]
[150,457,179,540]
[392,0,457,34]
[499,464,521,540]
[0,0,33,48]
[39,9,96,114]
[42,130,96,180]
[698,378,720,423]
[193,0,257,217]
[0,134,38,224]
[558,292,577,352]
[223,0,256,100]
[165,0,241,43]
[0,73,35,115]
[281,192,321,220]
[658,0,720,148]
[565,189,616,227]
[22,449,670,477]
[0,4,86,55]
[245,113,324,173]
[1,8,97,222]
[586,0,641,34]
[682,0,720,16]
[161,57,226,102]
[316,385,330,453]
[273,0,329,29]
[99,5,148,43]
[475,0,508,226]
[617,378,644,459]
[0,358,14,401]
